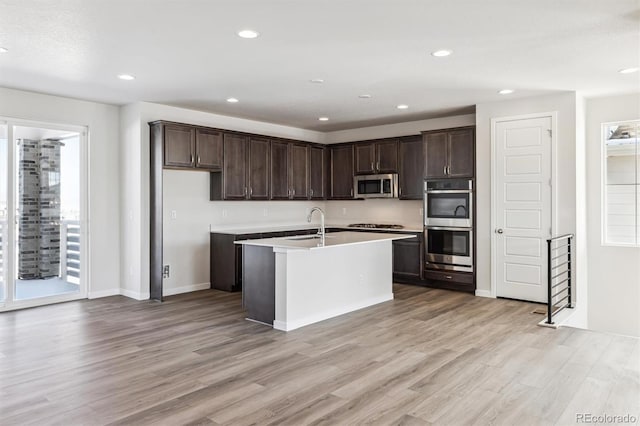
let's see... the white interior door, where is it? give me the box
[494,116,552,303]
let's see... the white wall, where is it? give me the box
[585,93,640,337]
[325,114,475,143]
[0,87,121,298]
[475,93,579,299]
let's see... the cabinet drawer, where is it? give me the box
[423,269,473,285]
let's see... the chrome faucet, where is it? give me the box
[307,207,325,242]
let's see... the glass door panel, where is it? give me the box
[13,125,82,301]
[0,124,7,303]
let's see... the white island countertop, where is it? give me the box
[235,231,415,250]
[211,223,423,234]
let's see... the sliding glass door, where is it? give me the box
[0,119,87,310]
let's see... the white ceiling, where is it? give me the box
[0,0,638,131]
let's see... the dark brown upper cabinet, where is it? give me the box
[290,143,309,200]
[329,144,355,199]
[398,135,424,200]
[161,124,223,171]
[195,128,223,170]
[424,127,475,179]
[355,143,376,174]
[354,139,398,175]
[163,124,195,168]
[309,146,327,200]
[247,137,270,200]
[215,133,271,200]
[222,133,249,200]
[270,141,310,200]
[270,141,290,200]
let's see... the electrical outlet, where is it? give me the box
[163,265,170,278]
[170,210,177,220]
[419,208,423,216]
[222,208,228,218]
[342,207,347,216]
[263,208,268,217]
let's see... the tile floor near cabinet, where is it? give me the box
[0,284,638,425]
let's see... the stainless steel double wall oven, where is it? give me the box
[423,179,473,272]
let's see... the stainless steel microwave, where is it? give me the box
[354,174,398,198]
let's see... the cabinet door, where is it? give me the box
[330,145,355,199]
[290,143,309,199]
[424,132,448,178]
[270,141,290,200]
[398,135,424,199]
[354,143,375,175]
[164,124,194,168]
[309,146,326,199]
[195,128,223,170]
[393,238,422,279]
[447,128,475,178]
[248,137,270,200]
[223,133,248,200]
[376,139,399,173]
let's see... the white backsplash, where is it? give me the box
[324,199,423,229]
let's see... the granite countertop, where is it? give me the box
[234,231,415,250]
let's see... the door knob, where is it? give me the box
[496,228,504,234]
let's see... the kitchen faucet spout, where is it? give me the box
[307,207,325,242]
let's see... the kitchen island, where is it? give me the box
[235,231,414,331]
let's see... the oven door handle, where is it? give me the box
[425,190,472,194]
[425,226,473,231]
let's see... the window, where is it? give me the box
[603,120,640,246]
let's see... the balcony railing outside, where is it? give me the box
[61,220,81,284]
[0,219,80,286]
[546,234,574,325]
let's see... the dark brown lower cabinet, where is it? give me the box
[392,236,422,281]
[211,228,475,295]
[422,269,475,293]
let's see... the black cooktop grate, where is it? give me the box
[348,223,404,229]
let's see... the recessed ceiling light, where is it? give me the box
[226,97,239,103]
[359,94,372,99]
[397,104,409,110]
[237,29,259,39]
[431,49,452,57]
[117,74,135,81]
[498,89,514,95]
[0,47,8,53]
[318,117,329,121]
[310,79,324,84]
[618,67,639,74]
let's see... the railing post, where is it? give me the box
[547,238,553,325]
[567,236,572,308]
[60,221,68,281]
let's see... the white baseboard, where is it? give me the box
[120,289,150,300]
[86,283,210,301]
[475,289,494,298]
[88,289,120,299]
[273,293,394,332]
[163,282,210,296]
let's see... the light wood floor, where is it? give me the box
[0,284,638,426]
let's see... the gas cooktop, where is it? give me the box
[348,223,405,230]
